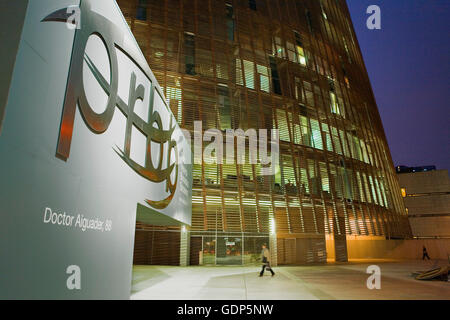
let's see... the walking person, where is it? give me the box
[422,246,431,260]
[259,244,275,277]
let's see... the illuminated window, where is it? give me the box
[287,41,296,63]
[401,188,407,198]
[257,64,270,93]
[296,46,307,66]
[216,63,228,80]
[235,58,244,86]
[289,32,307,66]
[341,129,351,158]
[165,86,182,124]
[234,59,258,91]
[320,162,330,193]
[291,30,307,66]
[331,126,342,155]
[276,109,290,142]
[310,119,323,150]
[243,60,255,90]
[330,91,341,115]
[300,115,312,147]
[322,123,333,152]
[352,135,362,161]
[274,37,285,58]
[204,163,220,185]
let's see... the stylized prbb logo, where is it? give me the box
[42,0,178,209]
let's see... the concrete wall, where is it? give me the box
[409,216,450,238]
[398,170,450,194]
[398,170,450,238]
[346,239,450,260]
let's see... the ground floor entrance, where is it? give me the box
[189,233,270,266]
[132,222,349,266]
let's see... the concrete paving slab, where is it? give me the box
[130,260,450,300]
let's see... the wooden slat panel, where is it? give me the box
[116,0,412,241]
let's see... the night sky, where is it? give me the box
[346,0,449,170]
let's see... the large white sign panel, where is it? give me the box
[0,0,192,299]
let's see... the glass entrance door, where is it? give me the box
[216,237,242,265]
[202,236,216,265]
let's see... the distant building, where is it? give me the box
[396,165,436,174]
[397,166,450,238]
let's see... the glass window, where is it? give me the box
[184,32,196,75]
[299,167,310,194]
[165,86,182,124]
[294,77,304,102]
[226,4,235,41]
[320,162,330,193]
[235,58,244,86]
[257,64,270,93]
[243,60,255,90]
[276,109,290,142]
[294,31,307,66]
[330,91,341,115]
[331,127,342,155]
[303,81,314,106]
[218,85,231,130]
[308,159,320,196]
[323,123,333,152]
[269,57,281,95]
[287,41,296,63]
[310,119,323,150]
[274,37,285,58]
[300,115,312,147]
[296,46,307,66]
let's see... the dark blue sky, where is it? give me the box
[347,0,449,170]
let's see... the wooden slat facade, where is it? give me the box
[133,224,181,265]
[117,0,412,264]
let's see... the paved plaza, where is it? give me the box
[131,260,449,300]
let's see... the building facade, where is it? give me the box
[117,0,411,265]
[397,167,450,238]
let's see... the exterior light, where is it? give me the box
[401,188,407,198]
[269,218,276,235]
